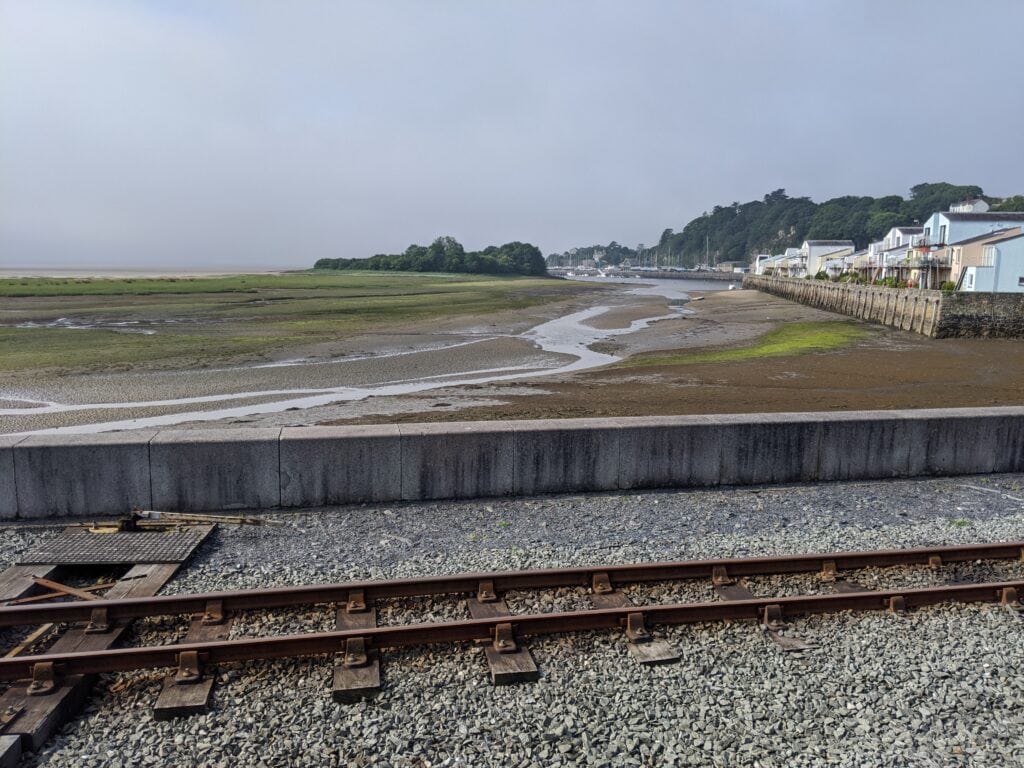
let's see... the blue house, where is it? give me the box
[917,211,1024,248]
[960,232,1024,293]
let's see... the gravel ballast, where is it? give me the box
[4,473,1024,767]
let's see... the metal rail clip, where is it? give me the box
[343,638,369,668]
[0,706,23,730]
[174,650,202,684]
[27,661,56,696]
[476,580,497,603]
[624,612,650,644]
[84,606,110,634]
[591,572,613,594]
[711,566,735,586]
[493,623,517,654]
[201,599,224,626]
[346,590,367,613]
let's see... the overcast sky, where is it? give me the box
[2,1,1023,269]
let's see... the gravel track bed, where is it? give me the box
[3,473,1024,767]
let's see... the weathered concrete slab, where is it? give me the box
[13,432,155,518]
[716,413,823,486]
[620,413,822,488]
[617,416,722,489]
[915,407,1024,476]
[150,429,280,511]
[513,418,620,495]
[0,435,25,520]
[281,425,401,506]
[400,421,514,500]
[7,408,1024,516]
[816,411,926,481]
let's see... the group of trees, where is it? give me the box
[554,183,1021,269]
[315,184,1024,277]
[314,236,547,276]
[653,183,995,266]
[992,195,1024,212]
[546,241,640,268]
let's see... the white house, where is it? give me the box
[949,198,990,214]
[861,227,923,279]
[753,254,774,274]
[882,226,923,250]
[800,240,855,278]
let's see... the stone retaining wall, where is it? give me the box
[742,275,1024,338]
[3,407,1024,518]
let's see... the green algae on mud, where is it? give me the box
[0,271,563,298]
[619,321,868,368]
[0,271,602,376]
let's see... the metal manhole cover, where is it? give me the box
[18,526,214,566]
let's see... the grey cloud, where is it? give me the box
[2,0,1023,268]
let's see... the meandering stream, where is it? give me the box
[2,279,725,435]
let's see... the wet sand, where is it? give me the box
[357,291,1024,424]
[0,279,644,433]
[5,284,1023,433]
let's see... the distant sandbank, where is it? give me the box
[0,267,295,278]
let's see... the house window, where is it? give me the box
[1018,276,1024,287]
[939,225,947,243]
[967,272,974,288]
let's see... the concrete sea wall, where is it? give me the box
[742,274,1024,338]
[3,407,1024,518]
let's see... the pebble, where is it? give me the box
[2,473,1024,766]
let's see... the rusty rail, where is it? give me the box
[0,580,1021,681]
[1,540,1020,628]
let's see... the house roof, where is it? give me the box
[893,227,924,234]
[947,227,1022,247]
[804,240,855,246]
[879,244,911,255]
[943,212,1024,222]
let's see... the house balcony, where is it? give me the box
[905,254,949,269]
[911,235,945,248]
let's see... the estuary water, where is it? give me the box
[2,278,727,435]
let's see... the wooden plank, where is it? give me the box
[4,624,56,659]
[9,582,114,605]
[589,591,679,665]
[153,616,233,720]
[713,583,756,601]
[0,565,59,603]
[0,563,180,752]
[467,598,539,684]
[833,580,868,594]
[714,579,811,652]
[0,735,21,768]
[332,608,380,702]
[32,578,102,602]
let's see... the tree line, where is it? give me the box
[314,236,547,276]
[549,183,1022,268]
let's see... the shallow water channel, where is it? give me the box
[2,278,727,435]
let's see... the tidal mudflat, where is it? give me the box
[3,273,1022,434]
[0,272,678,433]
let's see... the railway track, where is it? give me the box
[0,540,1022,695]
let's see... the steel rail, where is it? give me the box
[1,580,1021,681]
[0,540,1020,628]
